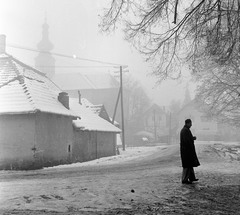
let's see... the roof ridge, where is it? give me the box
[14,54,63,91]
[90,104,103,107]
[21,81,37,111]
[0,75,24,88]
[10,54,45,76]
[8,55,21,76]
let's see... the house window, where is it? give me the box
[68,145,71,153]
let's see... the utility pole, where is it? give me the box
[112,65,127,151]
[120,66,126,151]
[112,88,121,124]
[169,112,172,144]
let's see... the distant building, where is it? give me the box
[177,100,218,140]
[142,104,168,141]
[0,35,76,170]
[178,100,240,141]
[130,103,168,145]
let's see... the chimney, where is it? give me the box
[58,92,69,109]
[78,90,82,105]
[0,35,6,54]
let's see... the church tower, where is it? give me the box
[35,18,55,78]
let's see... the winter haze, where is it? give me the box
[0,0,194,105]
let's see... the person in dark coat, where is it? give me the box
[180,119,200,184]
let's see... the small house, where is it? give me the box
[70,98,121,162]
[0,35,77,170]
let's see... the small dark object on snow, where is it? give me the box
[182,181,192,184]
[131,199,134,202]
[131,189,135,193]
[40,195,51,199]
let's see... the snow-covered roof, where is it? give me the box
[81,98,94,107]
[109,117,120,126]
[0,54,76,117]
[88,104,104,115]
[52,72,119,90]
[79,98,111,121]
[81,98,107,116]
[70,98,121,133]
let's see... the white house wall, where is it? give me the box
[0,114,36,169]
[97,132,116,158]
[73,130,116,162]
[35,112,74,165]
[72,130,89,162]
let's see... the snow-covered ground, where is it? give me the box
[43,141,240,171]
[44,145,168,170]
[0,141,240,214]
[0,145,171,213]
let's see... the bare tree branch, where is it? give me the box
[101,0,240,125]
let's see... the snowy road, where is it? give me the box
[0,142,240,214]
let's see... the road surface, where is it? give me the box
[0,141,240,214]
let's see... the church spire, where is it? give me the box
[37,16,54,52]
[35,16,55,78]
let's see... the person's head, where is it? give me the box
[185,119,192,128]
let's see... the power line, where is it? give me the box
[7,43,127,67]
[33,65,116,68]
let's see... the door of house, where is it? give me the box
[88,131,97,161]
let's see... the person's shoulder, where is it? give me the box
[180,126,187,133]
[181,126,187,130]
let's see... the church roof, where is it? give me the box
[52,72,119,90]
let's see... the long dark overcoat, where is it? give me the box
[180,125,200,168]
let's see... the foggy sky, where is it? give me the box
[0,0,195,106]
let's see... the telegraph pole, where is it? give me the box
[112,88,121,124]
[112,65,127,151]
[120,66,126,151]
